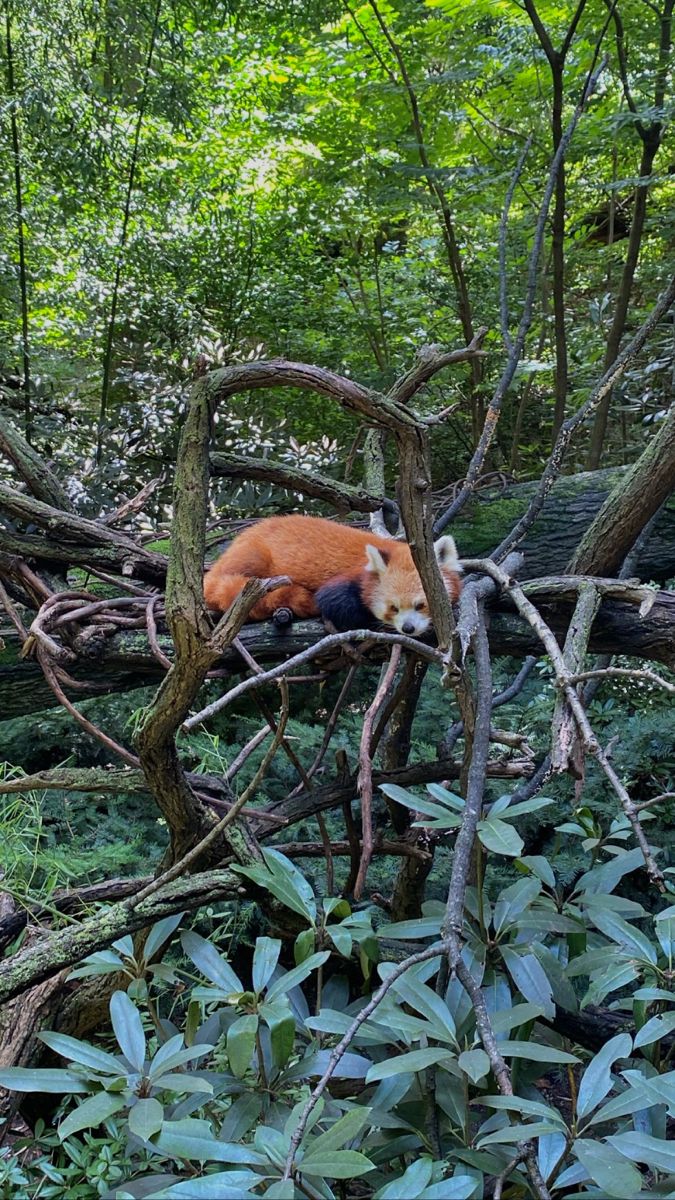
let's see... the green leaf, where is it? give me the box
[493,877,542,934]
[499,1042,579,1063]
[574,1138,643,1198]
[608,1130,675,1172]
[58,1091,125,1139]
[481,1094,566,1125]
[576,1033,633,1119]
[477,817,524,857]
[155,1120,266,1164]
[294,927,315,965]
[426,782,465,810]
[590,911,658,964]
[266,952,330,1002]
[227,1014,258,1078]
[234,851,316,922]
[328,926,352,957]
[144,912,185,961]
[38,1031,122,1076]
[180,932,243,993]
[150,1171,260,1197]
[262,1006,295,1069]
[518,856,556,889]
[149,1039,212,1079]
[458,1048,490,1083]
[305,1107,370,1155]
[377,917,442,939]
[128,1097,164,1141]
[154,1073,213,1094]
[300,1149,375,1178]
[0,1068,89,1093]
[253,936,282,994]
[263,1184,295,1199]
[373,1156,433,1198]
[110,991,146,1071]
[478,1122,565,1146]
[366,1048,455,1082]
[500,948,554,1019]
[634,1012,675,1048]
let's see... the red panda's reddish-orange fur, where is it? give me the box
[204,515,461,634]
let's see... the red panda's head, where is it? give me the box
[361,536,461,635]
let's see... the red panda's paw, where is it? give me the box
[272,606,294,628]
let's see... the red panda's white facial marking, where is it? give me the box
[363,537,461,636]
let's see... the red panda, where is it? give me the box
[203,514,461,634]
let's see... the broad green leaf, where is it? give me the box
[58,1091,125,1139]
[180,932,243,993]
[481,1094,566,1125]
[518,856,556,888]
[583,962,638,1007]
[300,1149,375,1178]
[263,1006,295,1068]
[478,1121,565,1146]
[499,1042,578,1063]
[128,1097,164,1141]
[458,1048,490,1083]
[234,857,315,922]
[306,1107,370,1155]
[491,1003,545,1034]
[154,1073,213,1094]
[263,1184,295,1199]
[378,917,442,939]
[0,1068,89,1093]
[574,1138,643,1198]
[38,1031,122,1076]
[150,1038,213,1079]
[266,952,330,1002]
[577,1033,633,1119]
[68,950,125,980]
[110,991,146,1071]
[219,1093,263,1142]
[366,1048,455,1082]
[493,877,541,934]
[155,1120,266,1164]
[500,947,554,1019]
[634,1012,675,1048]
[373,1156,433,1198]
[144,913,185,962]
[150,1171,260,1197]
[576,847,646,896]
[477,818,524,857]
[253,936,282,994]
[590,911,658,964]
[608,1130,675,1172]
[426,783,465,810]
[419,1180,476,1199]
[227,1014,258,1078]
[387,973,456,1044]
[328,927,352,957]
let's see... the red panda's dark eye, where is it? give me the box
[414,601,425,611]
[391,605,399,614]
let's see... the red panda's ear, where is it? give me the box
[364,544,390,574]
[434,535,461,573]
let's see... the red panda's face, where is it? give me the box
[362,537,461,636]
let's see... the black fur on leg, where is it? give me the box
[315,577,376,632]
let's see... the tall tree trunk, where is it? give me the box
[3,2,31,441]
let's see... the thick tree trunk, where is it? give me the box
[570,404,675,575]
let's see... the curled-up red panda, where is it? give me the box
[204,514,461,633]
